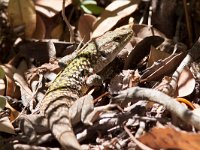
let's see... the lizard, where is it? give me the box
[17,25,133,150]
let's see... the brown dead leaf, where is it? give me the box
[147,46,170,67]
[92,0,140,38]
[32,13,46,39]
[141,52,186,82]
[34,0,72,17]
[129,70,141,87]
[0,117,15,134]
[177,67,195,97]
[25,61,59,86]
[154,76,172,91]
[8,0,36,38]
[51,23,64,39]
[5,101,20,121]
[132,24,166,38]
[13,73,33,107]
[124,36,164,69]
[109,70,135,94]
[138,127,200,150]
[78,14,97,43]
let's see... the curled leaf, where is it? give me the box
[92,0,140,38]
[78,14,96,42]
[0,117,15,134]
[8,0,36,38]
[177,67,195,97]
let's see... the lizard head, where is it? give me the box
[93,25,133,73]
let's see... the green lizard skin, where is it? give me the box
[32,26,133,150]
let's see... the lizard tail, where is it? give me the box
[43,91,82,150]
[48,105,81,150]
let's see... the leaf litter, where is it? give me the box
[1,0,200,150]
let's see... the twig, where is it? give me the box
[163,54,192,96]
[113,87,200,130]
[162,37,200,96]
[135,121,146,138]
[124,126,153,150]
[76,103,156,142]
[183,0,192,47]
[47,40,56,62]
[62,0,74,42]
[13,144,60,150]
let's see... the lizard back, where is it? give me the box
[38,26,133,150]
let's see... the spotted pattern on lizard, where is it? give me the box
[20,26,133,150]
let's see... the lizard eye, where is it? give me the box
[100,51,106,57]
[113,36,121,42]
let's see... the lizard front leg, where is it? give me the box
[70,94,118,127]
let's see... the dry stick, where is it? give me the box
[163,52,193,96]
[163,37,200,96]
[76,103,158,142]
[13,144,59,150]
[113,86,200,130]
[183,0,193,47]
[62,0,74,42]
[135,121,146,138]
[124,126,153,150]
[47,40,56,62]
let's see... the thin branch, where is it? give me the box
[13,144,59,150]
[62,0,74,42]
[124,126,153,150]
[161,37,200,96]
[113,87,200,130]
[183,0,192,47]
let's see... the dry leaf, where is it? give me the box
[92,0,140,38]
[132,24,166,38]
[32,13,46,39]
[0,117,15,134]
[147,46,170,67]
[109,70,134,93]
[5,101,20,121]
[34,0,72,17]
[138,127,200,150]
[124,36,164,69]
[51,23,64,39]
[141,52,186,82]
[177,67,195,97]
[13,73,33,107]
[8,0,36,38]
[78,14,97,43]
